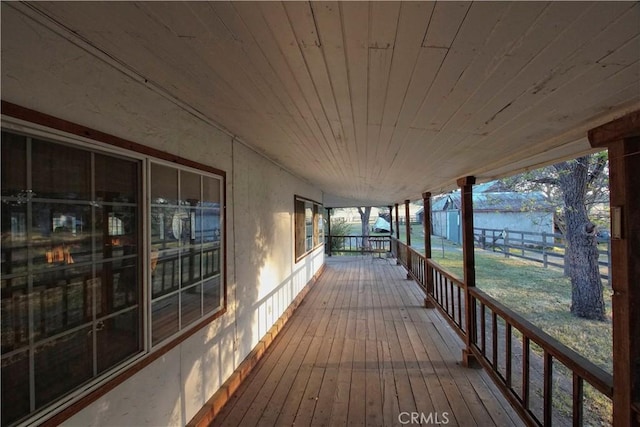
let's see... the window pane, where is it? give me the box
[1,203,28,275]
[34,327,93,409]
[151,163,177,204]
[180,171,201,205]
[175,208,197,248]
[181,250,201,287]
[32,266,92,339]
[98,259,139,314]
[295,199,305,258]
[96,205,138,262]
[151,207,180,298]
[181,284,202,328]
[95,153,138,203]
[203,176,220,204]
[202,245,220,279]
[200,206,220,243]
[1,349,30,426]
[96,309,140,374]
[305,202,313,251]
[32,139,91,200]
[203,277,221,314]
[1,278,28,352]
[31,203,93,269]
[1,131,27,197]
[152,295,179,345]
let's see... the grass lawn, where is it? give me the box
[429,242,613,374]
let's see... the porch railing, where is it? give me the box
[391,237,613,426]
[326,235,391,255]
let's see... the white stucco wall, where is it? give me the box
[1,5,323,426]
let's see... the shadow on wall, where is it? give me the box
[236,210,323,362]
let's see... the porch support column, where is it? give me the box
[458,176,478,367]
[395,203,401,264]
[327,208,332,257]
[423,192,435,308]
[588,111,640,427]
[395,203,400,240]
[405,200,412,279]
[389,205,394,235]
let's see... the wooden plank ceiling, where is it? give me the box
[9,1,640,206]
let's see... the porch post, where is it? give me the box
[423,192,435,308]
[458,176,478,367]
[395,203,401,264]
[588,111,640,427]
[327,208,332,257]
[395,203,400,240]
[389,205,394,235]
[405,200,412,279]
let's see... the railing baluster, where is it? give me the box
[444,277,449,315]
[506,323,512,388]
[458,285,463,329]
[492,311,498,370]
[523,336,530,409]
[544,351,553,426]
[481,303,486,355]
[573,373,583,427]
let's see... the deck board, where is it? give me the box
[210,256,524,427]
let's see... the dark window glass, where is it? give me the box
[1,204,28,276]
[1,130,224,423]
[95,154,138,203]
[96,309,140,374]
[1,131,27,197]
[1,131,143,425]
[32,139,91,200]
[151,163,177,204]
[180,171,200,205]
[295,197,324,259]
[203,277,221,314]
[203,176,220,204]
[95,205,138,261]
[31,203,93,269]
[152,295,179,345]
[1,350,30,425]
[181,284,202,328]
[34,327,93,408]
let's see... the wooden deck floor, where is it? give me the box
[211,256,524,427]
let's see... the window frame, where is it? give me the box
[147,159,225,347]
[294,195,324,261]
[1,102,227,426]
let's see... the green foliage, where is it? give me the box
[328,218,350,251]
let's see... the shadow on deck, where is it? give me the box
[210,256,524,426]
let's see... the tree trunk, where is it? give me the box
[555,157,606,321]
[358,207,371,249]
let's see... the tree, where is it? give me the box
[502,153,608,321]
[357,207,372,249]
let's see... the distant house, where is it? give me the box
[417,182,554,244]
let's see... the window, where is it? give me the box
[1,128,225,426]
[149,163,223,345]
[294,196,323,260]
